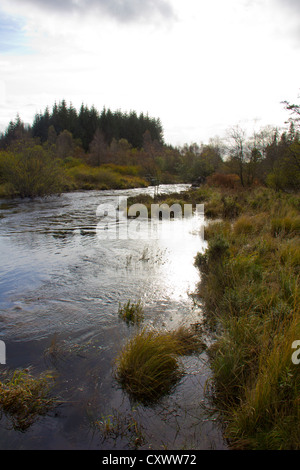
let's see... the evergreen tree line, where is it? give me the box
[0,100,164,151]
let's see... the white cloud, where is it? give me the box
[1,0,176,24]
[0,0,299,145]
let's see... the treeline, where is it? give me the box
[0,101,224,197]
[0,97,299,198]
[0,100,163,151]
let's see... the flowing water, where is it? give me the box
[0,184,227,450]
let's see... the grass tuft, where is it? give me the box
[118,300,144,325]
[114,326,205,405]
[0,368,56,431]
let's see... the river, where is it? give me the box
[0,184,227,450]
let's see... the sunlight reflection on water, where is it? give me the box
[0,185,227,450]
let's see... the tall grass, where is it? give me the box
[114,329,182,404]
[193,184,300,449]
[114,326,204,405]
[66,163,148,190]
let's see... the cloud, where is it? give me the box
[271,0,300,45]
[4,0,175,23]
[275,0,300,13]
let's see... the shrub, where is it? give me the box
[222,196,241,219]
[206,173,240,189]
[0,145,63,198]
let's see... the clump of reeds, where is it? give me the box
[114,326,204,404]
[0,368,56,431]
[118,300,144,325]
[114,329,182,404]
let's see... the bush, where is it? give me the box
[0,144,63,198]
[206,173,240,189]
[222,196,241,219]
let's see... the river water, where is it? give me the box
[0,184,227,450]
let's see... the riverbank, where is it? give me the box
[154,183,300,449]
[0,161,153,199]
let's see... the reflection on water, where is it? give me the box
[0,185,227,450]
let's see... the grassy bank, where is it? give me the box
[131,183,300,448]
[192,185,300,449]
[64,162,149,191]
[0,154,150,198]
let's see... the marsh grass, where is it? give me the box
[193,184,300,449]
[114,326,205,405]
[0,368,56,431]
[114,329,182,404]
[170,325,207,356]
[66,164,148,190]
[92,408,145,449]
[118,300,144,325]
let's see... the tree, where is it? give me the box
[142,130,163,191]
[246,126,276,185]
[88,128,107,166]
[226,125,247,186]
[0,115,28,149]
[56,130,74,159]
[282,98,300,130]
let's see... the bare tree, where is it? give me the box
[226,125,247,187]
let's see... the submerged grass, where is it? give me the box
[0,368,56,431]
[92,408,145,449]
[118,300,144,325]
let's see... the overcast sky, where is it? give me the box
[0,0,299,146]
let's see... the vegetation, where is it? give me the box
[0,368,56,431]
[118,300,144,325]
[192,184,300,449]
[0,95,299,449]
[1,97,299,198]
[92,408,145,449]
[0,140,64,198]
[114,326,203,405]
